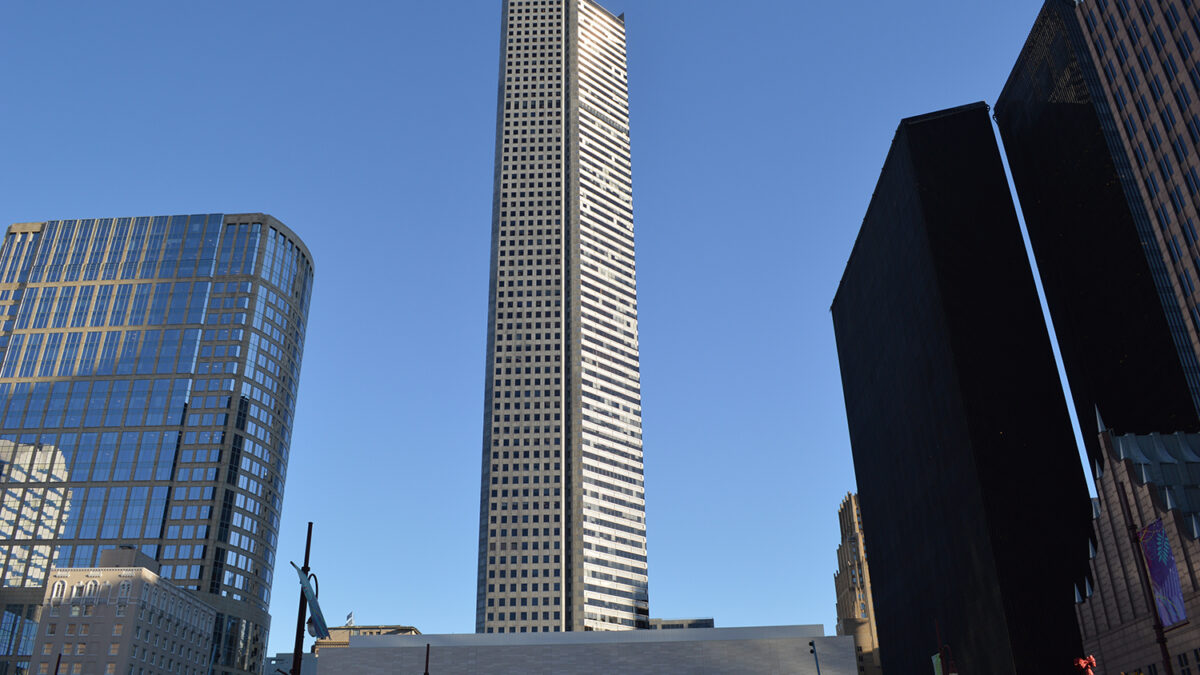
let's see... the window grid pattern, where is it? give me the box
[0,442,69,589]
[0,214,313,675]
[1081,0,1200,411]
[477,0,646,636]
[479,0,569,637]
[573,0,647,633]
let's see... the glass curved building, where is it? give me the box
[0,214,313,675]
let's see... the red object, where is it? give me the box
[1073,655,1097,675]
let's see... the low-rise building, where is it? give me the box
[28,547,216,675]
[311,623,420,655]
[647,617,714,630]
[319,625,854,675]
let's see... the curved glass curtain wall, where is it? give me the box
[0,214,313,675]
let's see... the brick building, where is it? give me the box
[833,493,880,675]
[1080,427,1200,674]
[28,547,216,675]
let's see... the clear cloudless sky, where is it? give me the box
[1,0,1059,657]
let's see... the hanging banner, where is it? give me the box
[1137,518,1187,628]
[291,562,331,639]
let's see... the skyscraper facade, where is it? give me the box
[1074,0,1200,392]
[831,103,1093,673]
[476,0,648,634]
[996,0,1200,467]
[0,214,313,675]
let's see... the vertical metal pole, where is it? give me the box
[809,640,821,675]
[290,522,314,675]
[1116,482,1175,675]
[53,653,61,675]
[424,643,431,675]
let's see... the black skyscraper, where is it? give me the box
[995,0,1200,470]
[832,103,1093,675]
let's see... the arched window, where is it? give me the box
[50,581,65,599]
[84,580,98,597]
[70,583,83,599]
[118,581,131,598]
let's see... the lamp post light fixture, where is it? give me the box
[288,522,331,675]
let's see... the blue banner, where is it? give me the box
[1138,518,1187,628]
[291,562,331,639]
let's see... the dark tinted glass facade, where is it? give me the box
[0,214,313,675]
[996,0,1200,469]
[832,103,1093,674]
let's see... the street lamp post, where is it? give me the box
[290,522,314,675]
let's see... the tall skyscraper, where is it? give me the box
[831,103,1093,673]
[476,0,648,634]
[833,493,880,675]
[998,4,1200,669]
[996,0,1200,469]
[0,214,313,675]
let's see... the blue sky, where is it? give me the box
[1,0,1059,656]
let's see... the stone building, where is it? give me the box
[27,547,216,675]
[311,623,420,655]
[1078,427,1200,673]
[833,493,880,675]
